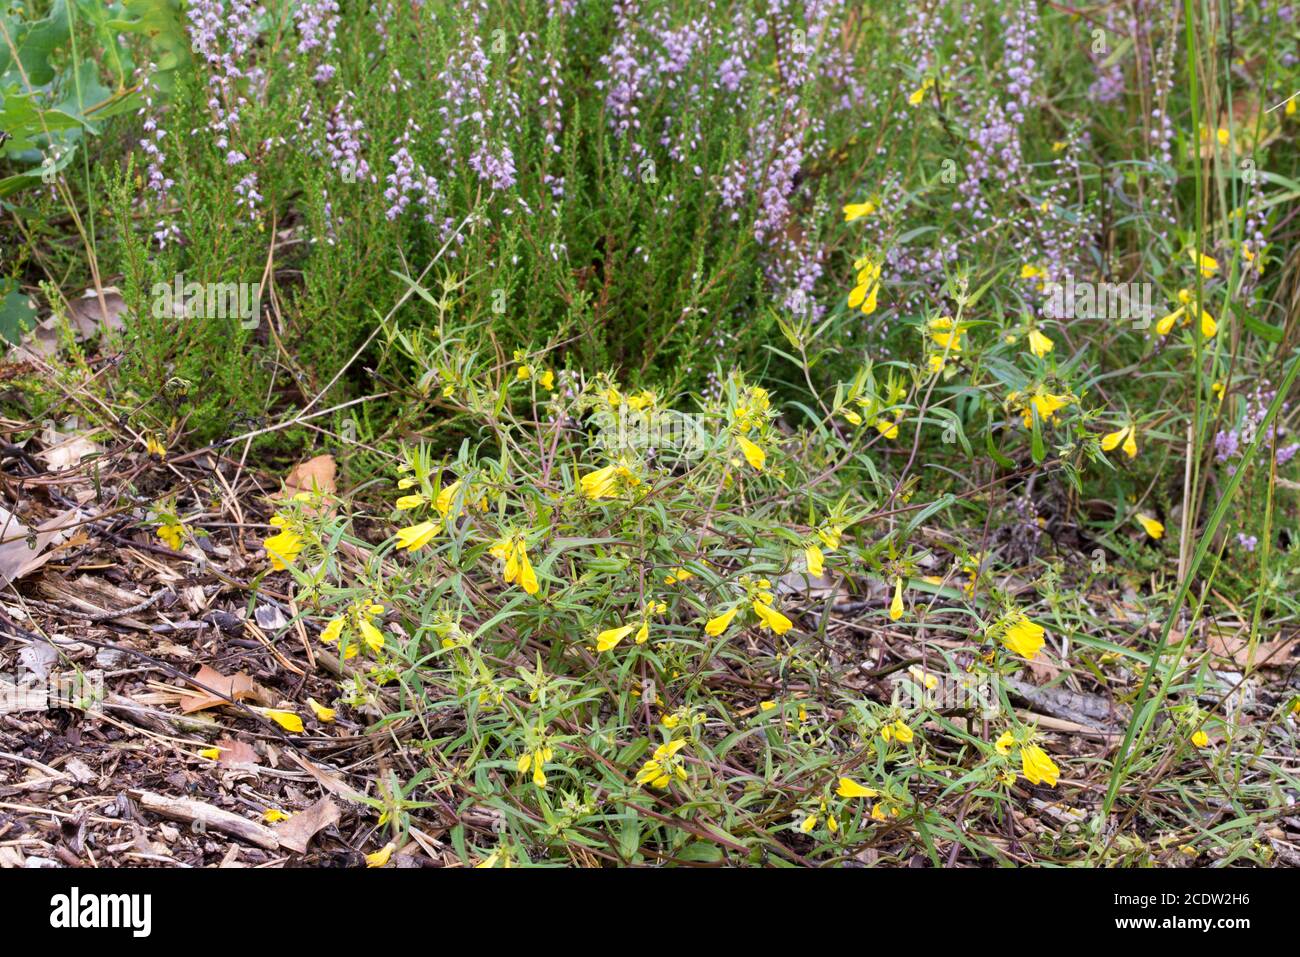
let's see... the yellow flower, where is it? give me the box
[1011,388,1073,428]
[635,739,688,788]
[835,777,878,799]
[1020,745,1060,787]
[799,814,818,833]
[263,520,303,571]
[1003,616,1045,659]
[818,525,843,550]
[538,369,555,391]
[907,76,934,106]
[518,746,555,788]
[358,618,385,653]
[1191,249,1219,278]
[804,544,825,576]
[395,494,424,511]
[843,200,876,221]
[995,730,1016,755]
[262,808,290,824]
[849,257,882,315]
[881,719,913,744]
[874,418,899,440]
[435,479,462,516]
[1156,305,1183,335]
[928,315,963,352]
[580,461,638,499]
[1191,729,1210,748]
[889,578,904,621]
[705,605,740,636]
[306,697,336,722]
[395,520,438,552]
[596,623,636,652]
[199,747,221,760]
[1199,308,1217,338]
[516,364,531,381]
[366,842,396,868]
[1215,127,1229,147]
[1027,328,1054,358]
[1020,264,1045,280]
[735,434,766,471]
[664,566,694,584]
[157,522,186,551]
[752,599,793,635]
[491,536,540,595]
[635,621,650,644]
[1135,513,1164,539]
[842,408,862,426]
[1101,424,1138,458]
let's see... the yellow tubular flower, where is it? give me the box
[1136,513,1164,540]
[735,435,766,471]
[889,578,904,621]
[835,777,878,799]
[515,541,540,595]
[705,605,740,637]
[1191,729,1210,748]
[995,730,1016,755]
[1027,328,1054,357]
[435,479,462,516]
[596,623,636,652]
[842,200,876,221]
[874,418,899,440]
[580,463,621,499]
[1191,249,1219,278]
[805,544,825,577]
[1101,425,1138,459]
[395,520,438,552]
[1003,616,1046,659]
[157,523,185,551]
[307,697,336,722]
[263,521,304,571]
[752,599,793,635]
[1156,307,1183,335]
[1020,745,1060,787]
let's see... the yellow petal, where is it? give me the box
[263,808,290,823]
[736,435,766,471]
[804,545,825,577]
[705,605,739,637]
[1100,426,1129,452]
[835,777,878,799]
[842,201,875,221]
[358,619,385,653]
[752,599,793,635]
[516,543,540,595]
[1136,513,1164,539]
[1003,617,1045,659]
[262,709,304,733]
[306,697,336,722]
[596,623,636,652]
[435,479,462,516]
[395,494,424,511]
[995,730,1015,755]
[1020,745,1060,787]
[365,841,396,868]
[1121,427,1138,458]
[799,814,818,833]
[1191,729,1210,748]
[395,520,438,551]
[889,578,904,621]
[1027,329,1054,357]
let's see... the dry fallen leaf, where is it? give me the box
[0,507,77,588]
[275,796,342,854]
[214,737,260,766]
[179,665,259,713]
[1207,633,1298,670]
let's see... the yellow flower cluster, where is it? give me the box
[320,600,387,659]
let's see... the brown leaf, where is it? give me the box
[179,665,258,713]
[276,454,338,517]
[215,738,260,766]
[275,796,342,854]
[282,454,337,497]
[1207,633,1298,670]
[0,507,77,588]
